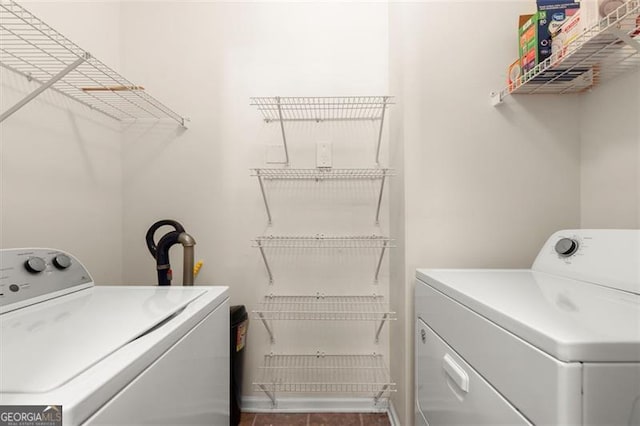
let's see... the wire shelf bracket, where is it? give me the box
[0,54,87,123]
[251,168,393,225]
[254,353,396,407]
[253,235,394,284]
[0,0,187,126]
[253,294,397,343]
[250,96,394,166]
[491,0,640,105]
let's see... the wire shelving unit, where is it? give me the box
[251,168,393,225]
[0,0,186,126]
[254,353,396,407]
[253,235,393,284]
[250,96,394,165]
[250,95,396,408]
[253,294,396,343]
[491,0,640,104]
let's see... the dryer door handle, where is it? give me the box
[443,353,469,393]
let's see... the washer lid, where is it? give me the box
[0,286,206,393]
[416,269,640,362]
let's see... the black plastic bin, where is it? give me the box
[230,305,248,426]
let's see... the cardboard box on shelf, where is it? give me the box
[537,0,581,59]
[551,0,639,61]
[518,1,581,74]
[550,8,582,59]
[519,13,541,74]
[507,59,522,92]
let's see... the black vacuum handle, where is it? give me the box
[145,220,185,259]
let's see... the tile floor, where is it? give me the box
[239,412,391,426]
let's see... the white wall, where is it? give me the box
[118,1,391,406]
[389,2,582,424]
[3,2,638,424]
[0,2,123,284]
[580,68,640,228]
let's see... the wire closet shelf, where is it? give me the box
[251,168,393,225]
[249,96,394,166]
[492,0,640,104]
[253,235,393,284]
[254,295,397,321]
[253,235,394,249]
[0,0,186,126]
[250,96,394,122]
[254,353,396,406]
[251,168,393,180]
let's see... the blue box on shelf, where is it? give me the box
[536,0,581,60]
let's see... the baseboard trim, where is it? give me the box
[241,396,390,413]
[388,399,400,426]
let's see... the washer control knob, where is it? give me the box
[53,254,72,270]
[555,238,579,257]
[24,257,46,273]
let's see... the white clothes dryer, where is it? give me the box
[0,248,230,426]
[415,229,640,425]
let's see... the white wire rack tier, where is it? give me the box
[254,354,396,395]
[0,0,186,125]
[254,295,397,321]
[250,96,394,122]
[253,235,393,249]
[494,0,640,102]
[252,168,393,180]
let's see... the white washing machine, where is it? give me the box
[0,248,230,425]
[415,229,640,425]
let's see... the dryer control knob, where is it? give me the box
[555,238,579,257]
[24,257,46,273]
[53,254,71,269]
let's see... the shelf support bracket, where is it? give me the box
[374,384,389,404]
[258,384,277,407]
[375,174,387,225]
[256,171,273,224]
[375,313,389,343]
[606,27,640,52]
[276,97,290,166]
[257,241,274,284]
[258,312,275,344]
[490,90,507,106]
[374,241,388,283]
[0,54,89,123]
[375,96,388,166]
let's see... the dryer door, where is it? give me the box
[415,319,532,425]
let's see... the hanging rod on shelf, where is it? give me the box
[0,0,187,126]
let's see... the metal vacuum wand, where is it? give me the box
[178,232,196,286]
